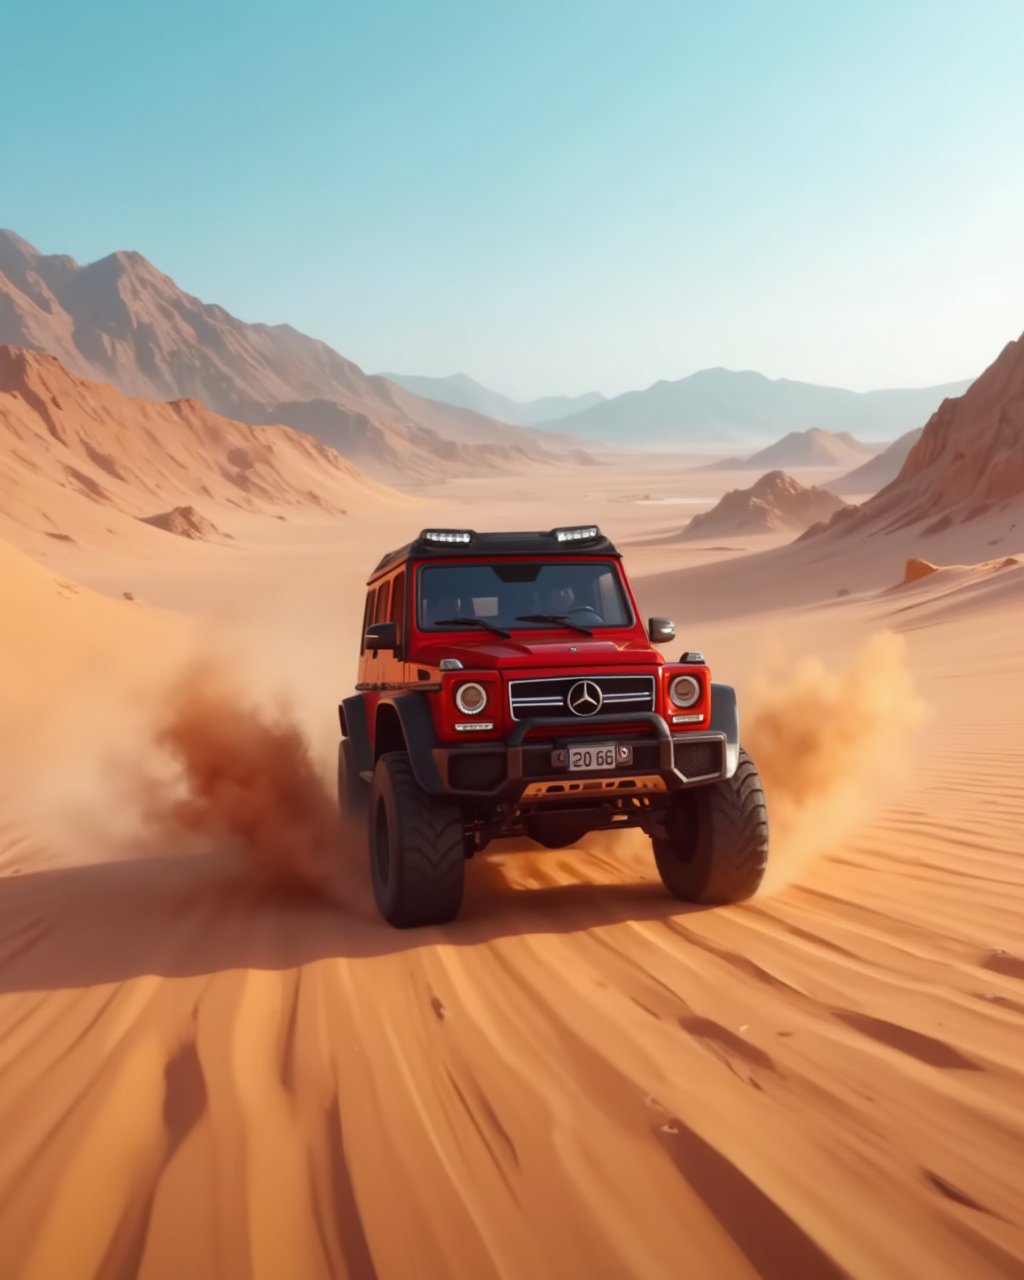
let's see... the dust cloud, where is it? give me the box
[5,632,349,898]
[5,617,925,904]
[143,658,343,894]
[745,631,929,892]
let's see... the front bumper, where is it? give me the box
[429,713,729,803]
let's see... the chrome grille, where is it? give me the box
[508,675,656,721]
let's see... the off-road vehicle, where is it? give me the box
[338,526,769,927]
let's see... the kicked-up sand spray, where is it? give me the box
[745,630,929,892]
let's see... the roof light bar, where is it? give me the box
[421,529,473,544]
[553,525,600,543]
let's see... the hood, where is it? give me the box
[415,634,661,671]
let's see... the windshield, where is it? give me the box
[417,561,633,632]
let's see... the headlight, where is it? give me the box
[455,682,488,715]
[669,674,701,708]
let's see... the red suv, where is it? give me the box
[338,526,769,926]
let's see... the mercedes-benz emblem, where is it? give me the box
[567,680,603,716]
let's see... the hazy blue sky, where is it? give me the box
[3,1,1022,398]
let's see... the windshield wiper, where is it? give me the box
[515,613,594,637]
[433,616,511,638]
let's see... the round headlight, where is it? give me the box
[455,681,488,715]
[669,674,701,708]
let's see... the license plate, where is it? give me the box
[568,742,628,772]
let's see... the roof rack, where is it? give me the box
[369,526,620,579]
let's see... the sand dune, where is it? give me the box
[884,554,1024,624]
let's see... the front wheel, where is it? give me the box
[368,752,465,927]
[652,749,769,904]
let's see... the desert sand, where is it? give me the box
[1,334,1023,1278]
[1,470,1023,1279]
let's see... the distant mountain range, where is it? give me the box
[0,228,975,466]
[532,366,973,443]
[0,229,577,481]
[379,371,604,427]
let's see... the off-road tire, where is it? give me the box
[337,738,366,821]
[368,751,465,927]
[653,749,768,904]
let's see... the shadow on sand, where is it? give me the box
[0,849,708,994]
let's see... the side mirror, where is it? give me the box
[365,621,397,653]
[648,617,676,644]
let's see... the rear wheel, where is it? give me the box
[652,749,768,904]
[368,752,465,927]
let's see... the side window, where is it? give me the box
[390,570,406,646]
[360,588,377,654]
[374,579,391,624]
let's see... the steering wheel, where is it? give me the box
[567,605,603,620]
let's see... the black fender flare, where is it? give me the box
[338,695,372,776]
[341,693,444,791]
[709,682,741,777]
[374,692,445,793]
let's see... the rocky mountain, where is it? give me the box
[379,371,604,426]
[680,470,849,539]
[537,365,972,444]
[0,229,575,480]
[811,331,1024,540]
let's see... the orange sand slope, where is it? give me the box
[0,345,411,555]
[0,508,1022,1278]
